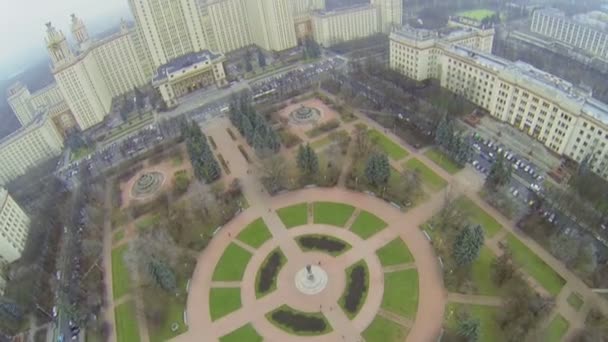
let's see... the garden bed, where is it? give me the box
[217,154,231,175]
[238,145,251,163]
[340,260,369,319]
[256,248,286,298]
[226,128,237,141]
[296,234,351,256]
[267,305,331,335]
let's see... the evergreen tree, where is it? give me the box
[297,144,319,175]
[266,130,281,152]
[457,317,480,342]
[365,153,390,187]
[297,145,307,171]
[258,50,267,68]
[241,115,254,144]
[148,258,177,293]
[253,130,266,152]
[453,225,485,266]
[244,49,253,72]
[486,152,512,190]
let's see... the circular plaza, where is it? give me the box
[178,188,445,342]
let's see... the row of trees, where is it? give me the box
[303,38,321,59]
[181,120,221,184]
[434,115,473,167]
[229,94,281,154]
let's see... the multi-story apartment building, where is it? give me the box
[371,0,403,33]
[390,26,495,81]
[153,50,227,107]
[0,110,64,185]
[390,27,608,179]
[531,8,608,63]
[0,188,30,267]
[289,0,326,42]
[245,0,298,52]
[311,4,380,47]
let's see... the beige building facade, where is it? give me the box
[246,0,298,52]
[0,111,65,185]
[0,189,30,267]
[153,50,227,107]
[312,4,380,47]
[390,27,608,179]
[203,0,253,53]
[371,0,403,33]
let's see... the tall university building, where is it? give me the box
[0,189,30,294]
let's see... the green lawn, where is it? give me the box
[135,213,161,231]
[381,269,419,318]
[220,324,263,342]
[471,247,501,296]
[115,301,140,342]
[209,288,242,321]
[277,203,308,228]
[266,305,332,336]
[339,260,369,319]
[505,234,566,296]
[237,218,273,248]
[313,202,355,227]
[403,158,448,192]
[567,292,584,311]
[172,154,183,166]
[310,136,332,150]
[149,281,188,342]
[445,303,503,342]
[255,248,286,298]
[111,245,131,299]
[349,210,388,239]
[457,9,496,21]
[455,196,502,238]
[112,230,125,245]
[362,315,409,342]
[543,314,570,342]
[212,243,253,281]
[376,238,414,266]
[423,148,462,174]
[70,146,94,161]
[369,129,409,160]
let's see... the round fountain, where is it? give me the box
[294,264,328,295]
[289,105,321,125]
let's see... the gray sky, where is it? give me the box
[0,0,130,77]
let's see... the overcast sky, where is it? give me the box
[0,0,131,78]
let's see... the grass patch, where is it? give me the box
[471,247,501,296]
[381,269,419,318]
[567,292,584,311]
[212,243,253,281]
[115,300,140,342]
[70,146,93,161]
[172,154,183,166]
[457,9,496,21]
[403,158,447,192]
[543,314,570,342]
[277,203,308,228]
[148,280,189,342]
[424,148,462,174]
[362,315,409,342]
[220,324,263,342]
[376,238,414,266]
[369,129,409,160]
[209,288,242,321]
[313,202,355,227]
[455,196,502,238]
[505,234,566,296]
[237,218,272,248]
[135,213,161,231]
[445,303,503,342]
[349,210,388,239]
[112,230,125,245]
[111,244,131,299]
[310,136,332,150]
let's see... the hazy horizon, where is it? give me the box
[0,0,131,79]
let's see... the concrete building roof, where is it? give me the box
[0,109,49,146]
[312,3,374,17]
[153,50,223,83]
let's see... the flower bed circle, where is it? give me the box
[131,171,164,198]
[289,105,321,125]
